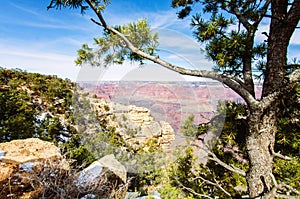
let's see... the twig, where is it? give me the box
[192,143,246,176]
[271,150,293,161]
[193,176,231,197]
[264,180,300,199]
[275,194,300,199]
[176,180,214,199]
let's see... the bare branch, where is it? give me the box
[264,182,300,199]
[193,176,231,197]
[90,18,102,27]
[270,173,278,187]
[254,0,271,27]
[272,151,293,161]
[263,173,300,199]
[192,144,246,176]
[230,0,252,31]
[281,183,300,195]
[85,0,107,29]
[108,25,259,106]
[275,194,300,199]
[176,180,214,199]
[206,150,246,177]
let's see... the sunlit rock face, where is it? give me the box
[0,138,69,198]
[77,154,126,189]
[91,97,175,150]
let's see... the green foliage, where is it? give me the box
[172,0,267,78]
[47,0,111,14]
[127,138,166,190]
[0,68,121,168]
[156,146,240,198]
[216,101,248,148]
[62,141,96,166]
[158,184,186,199]
[75,19,159,66]
[276,83,300,157]
[48,1,159,66]
[181,114,198,137]
[0,88,38,140]
[0,69,74,143]
[274,158,300,190]
[199,99,299,196]
[166,94,299,197]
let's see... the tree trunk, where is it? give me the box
[248,2,299,196]
[246,105,278,198]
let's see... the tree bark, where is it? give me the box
[247,1,300,197]
[246,105,278,198]
[263,0,300,96]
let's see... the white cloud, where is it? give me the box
[12,1,300,83]
[0,41,80,81]
[9,2,46,18]
[155,28,213,70]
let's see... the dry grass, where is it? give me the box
[0,159,130,199]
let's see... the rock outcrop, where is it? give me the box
[91,98,175,150]
[77,154,126,188]
[0,138,69,198]
[0,139,128,199]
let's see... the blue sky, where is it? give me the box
[0,1,299,82]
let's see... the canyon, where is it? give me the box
[81,81,262,132]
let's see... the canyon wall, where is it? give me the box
[81,81,262,132]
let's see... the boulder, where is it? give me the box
[77,154,127,189]
[0,138,69,199]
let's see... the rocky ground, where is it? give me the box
[0,138,164,199]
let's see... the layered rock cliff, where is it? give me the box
[90,97,175,150]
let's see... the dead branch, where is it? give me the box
[192,143,246,176]
[264,174,300,199]
[193,176,231,197]
[272,151,293,161]
[176,180,214,199]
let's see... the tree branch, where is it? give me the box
[86,2,259,107]
[264,182,300,198]
[230,0,252,31]
[85,1,260,108]
[117,32,256,105]
[261,173,300,198]
[253,0,271,27]
[193,176,231,197]
[272,151,293,161]
[260,68,300,110]
[286,0,300,26]
[85,0,107,29]
[206,149,246,177]
[192,144,246,176]
[176,180,214,199]
[275,194,300,199]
